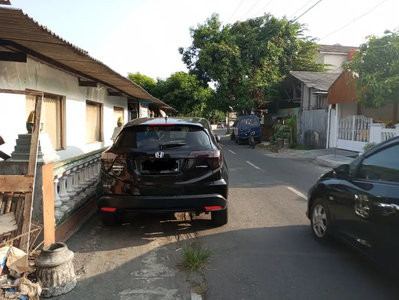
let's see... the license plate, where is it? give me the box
[141,159,180,174]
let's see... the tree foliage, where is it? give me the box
[127,71,216,117]
[127,72,157,95]
[179,13,325,113]
[344,30,399,109]
[156,72,215,117]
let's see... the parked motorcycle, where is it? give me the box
[245,129,256,149]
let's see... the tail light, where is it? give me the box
[187,150,222,170]
[101,152,126,176]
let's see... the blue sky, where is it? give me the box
[6,0,399,80]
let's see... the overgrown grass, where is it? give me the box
[181,243,212,272]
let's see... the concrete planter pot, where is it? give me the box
[35,242,76,297]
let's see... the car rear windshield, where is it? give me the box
[239,117,259,127]
[114,125,212,150]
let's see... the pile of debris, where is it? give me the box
[0,246,42,300]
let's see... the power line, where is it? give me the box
[253,0,274,17]
[292,0,323,22]
[226,0,244,23]
[241,0,263,20]
[288,0,314,19]
[320,0,390,40]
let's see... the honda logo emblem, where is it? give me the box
[155,151,164,158]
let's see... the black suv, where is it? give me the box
[97,117,229,226]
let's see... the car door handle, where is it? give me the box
[377,203,399,216]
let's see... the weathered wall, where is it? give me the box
[298,109,328,148]
[301,86,318,110]
[0,58,133,161]
[139,103,149,118]
[361,105,398,122]
[339,101,397,121]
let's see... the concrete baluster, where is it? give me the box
[54,177,62,209]
[66,170,76,198]
[59,174,70,203]
[72,167,80,193]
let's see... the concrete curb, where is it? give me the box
[314,154,354,168]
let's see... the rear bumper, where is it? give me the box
[238,133,261,139]
[98,193,228,213]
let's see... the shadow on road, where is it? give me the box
[68,212,215,253]
[60,220,399,300]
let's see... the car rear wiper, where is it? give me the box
[159,142,187,149]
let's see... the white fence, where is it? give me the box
[337,115,399,152]
[338,115,372,142]
[381,127,398,142]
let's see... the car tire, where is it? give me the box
[211,208,228,226]
[235,137,238,144]
[310,199,332,244]
[100,211,120,227]
[238,138,243,145]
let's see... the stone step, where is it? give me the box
[15,144,44,152]
[9,133,59,163]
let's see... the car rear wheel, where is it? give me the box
[100,211,121,227]
[310,199,332,244]
[237,138,243,145]
[211,208,228,226]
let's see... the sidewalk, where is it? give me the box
[262,146,358,168]
[314,154,355,168]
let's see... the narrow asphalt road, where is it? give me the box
[201,131,399,300]
[58,131,399,300]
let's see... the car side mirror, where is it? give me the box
[333,164,350,179]
[215,135,221,143]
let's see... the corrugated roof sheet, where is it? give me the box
[0,7,174,110]
[289,71,341,91]
[318,44,358,54]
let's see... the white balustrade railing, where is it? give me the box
[368,123,399,144]
[53,149,105,223]
[381,127,399,142]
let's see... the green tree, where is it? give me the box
[345,30,399,123]
[156,72,215,117]
[127,72,157,95]
[179,13,325,115]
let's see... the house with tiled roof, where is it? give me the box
[0,7,175,242]
[315,43,359,73]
